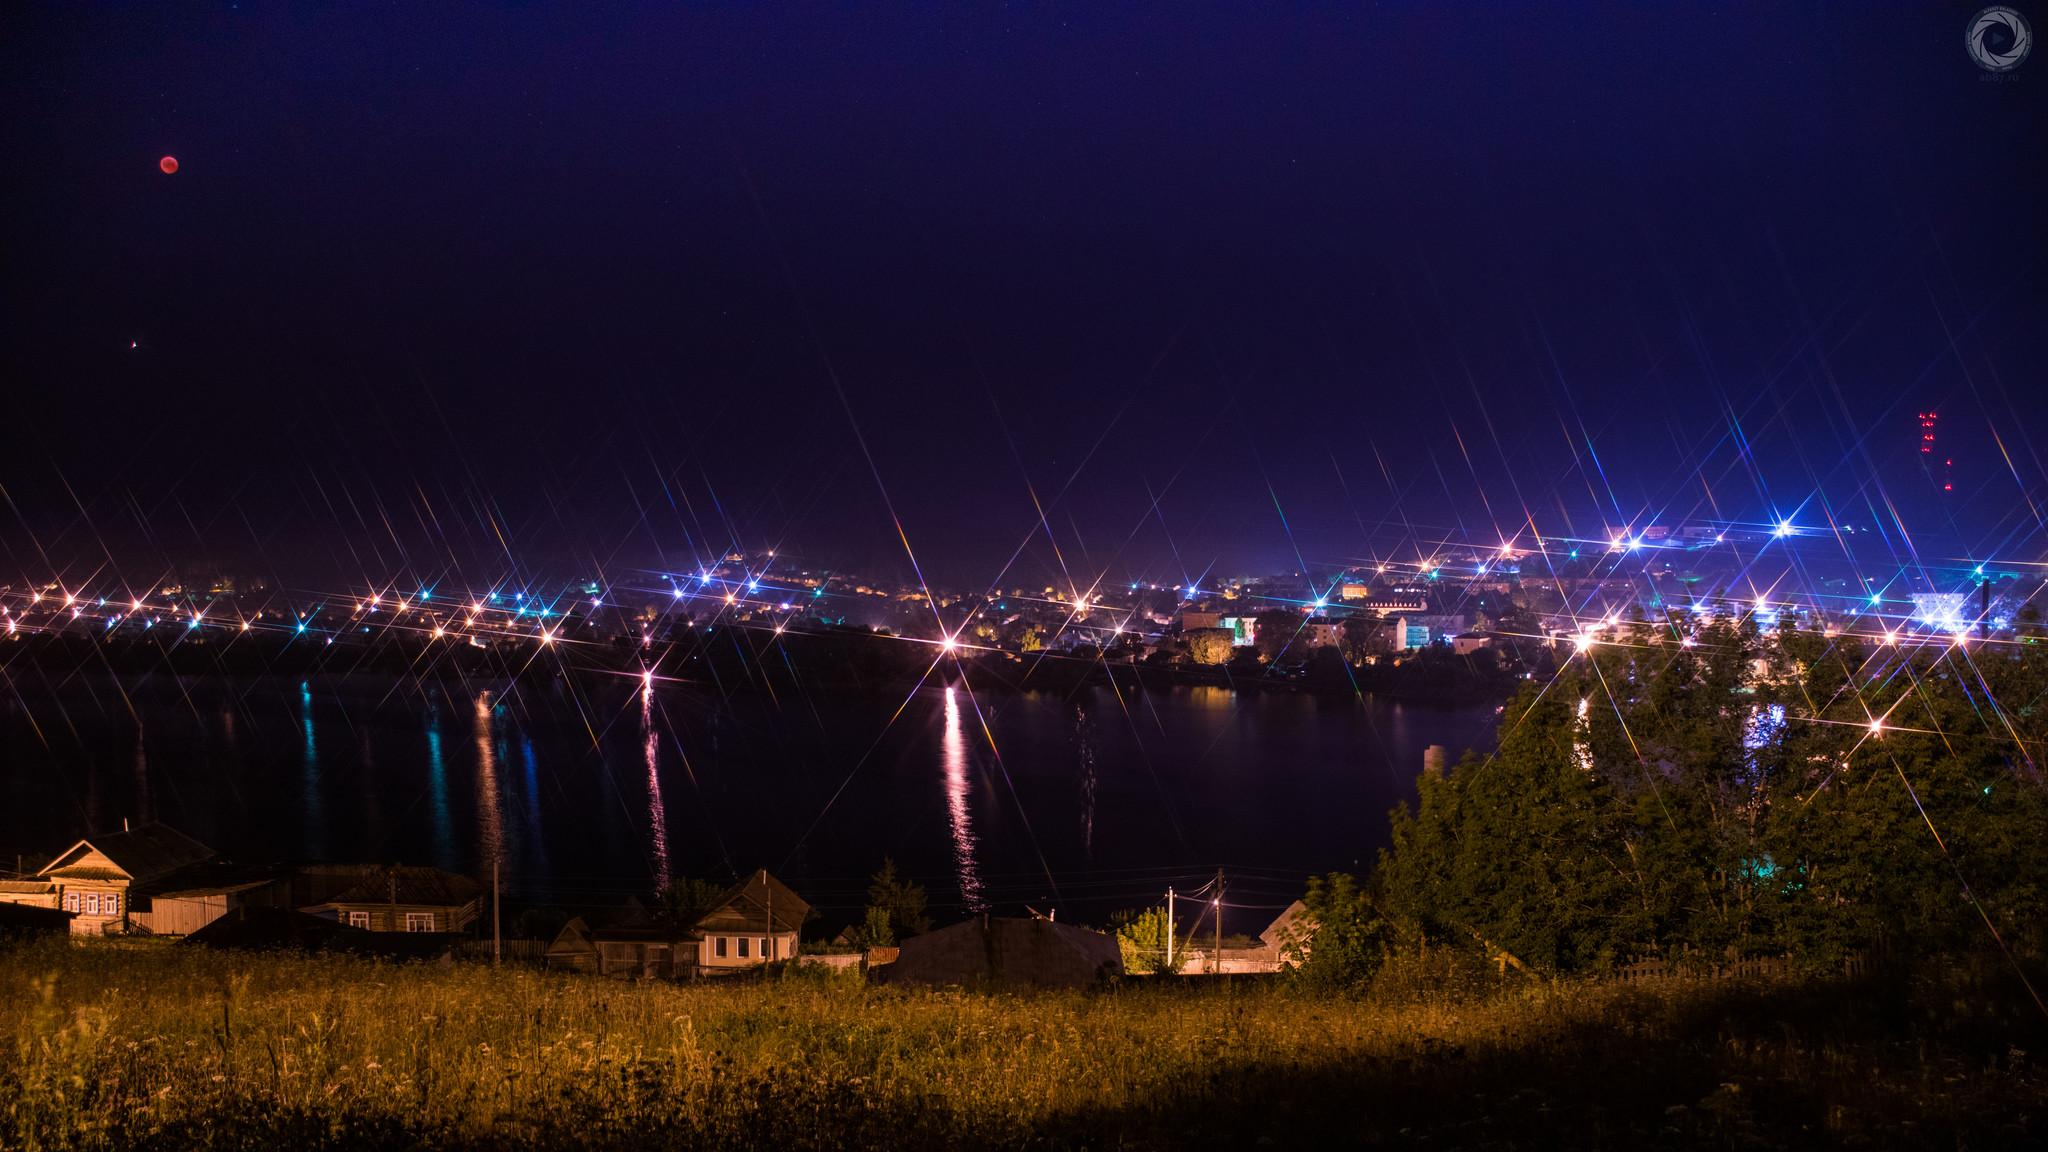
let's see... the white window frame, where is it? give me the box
[715,936,727,958]
[347,911,370,929]
[405,912,435,933]
[104,893,119,917]
[63,892,79,913]
[737,937,750,959]
[85,893,100,916]
[761,937,771,959]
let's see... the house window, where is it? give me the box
[737,937,750,959]
[761,937,771,959]
[63,892,78,913]
[347,911,370,929]
[104,893,120,917]
[714,937,726,958]
[85,893,100,916]
[405,912,435,932]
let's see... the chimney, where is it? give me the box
[124,817,131,831]
[1423,745,1446,775]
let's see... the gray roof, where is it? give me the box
[326,865,485,908]
[879,916,1122,989]
[694,870,808,935]
[41,823,216,884]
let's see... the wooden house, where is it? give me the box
[692,869,807,972]
[310,865,485,933]
[545,871,809,980]
[34,823,217,934]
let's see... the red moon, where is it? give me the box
[159,156,178,174]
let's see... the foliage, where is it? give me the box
[1181,627,1234,665]
[656,877,726,926]
[1372,618,2048,973]
[1251,609,1303,664]
[866,858,933,939]
[1109,908,1184,974]
[1283,872,1388,992]
[1,940,2040,1150]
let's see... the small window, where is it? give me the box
[63,892,79,913]
[85,893,100,916]
[347,911,370,929]
[104,893,120,917]
[737,937,750,959]
[760,938,771,959]
[714,937,727,958]
[405,912,435,932]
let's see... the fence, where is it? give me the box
[456,939,550,963]
[1614,950,1865,983]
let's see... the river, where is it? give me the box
[0,675,1501,934]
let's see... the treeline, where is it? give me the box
[1298,614,2048,986]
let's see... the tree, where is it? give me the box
[1183,627,1235,665]
[656,877,725,925]
[1340,612,1388,663]
[1252,609,1304,664]
[1284,872,1388,992]
[866,857,933,939]
[1111,907,1185,974]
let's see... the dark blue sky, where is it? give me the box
[4,2,2042,589]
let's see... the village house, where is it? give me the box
[21,822,217,934]
[693,869,807,970]
[309,864,485,933]
[545,870,809,979]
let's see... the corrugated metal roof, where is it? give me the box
[693,869,808,934]
[326,865,484,908]
[41,823,215,883]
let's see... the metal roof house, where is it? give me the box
[26,823,218,934]
[545,870,810,980]
[309,865,486,934]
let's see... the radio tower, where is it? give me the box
[1919,411,1951,492]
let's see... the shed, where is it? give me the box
[544,910,693,979]
[877,915,1121,989]
[131,861,296,936]
[182,906,459,962]
[0,901,76,941]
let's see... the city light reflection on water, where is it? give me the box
[941,687,986,912]
[0,677,1496,920]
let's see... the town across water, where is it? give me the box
[0,674,1500,933]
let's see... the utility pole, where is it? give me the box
[1165,887,1175,971]
[1214,868,1226,975]
[492,855,501,966]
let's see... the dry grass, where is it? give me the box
[3,938,2043,1149]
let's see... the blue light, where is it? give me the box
[1871,594,1882,604]
[297,624,306,632]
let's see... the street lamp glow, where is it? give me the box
[1869,720,1883,738]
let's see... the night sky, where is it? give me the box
[4,3,2043,589]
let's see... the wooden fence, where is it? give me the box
[1614,951,1865,983]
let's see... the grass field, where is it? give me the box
[3,939,2043,1150]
